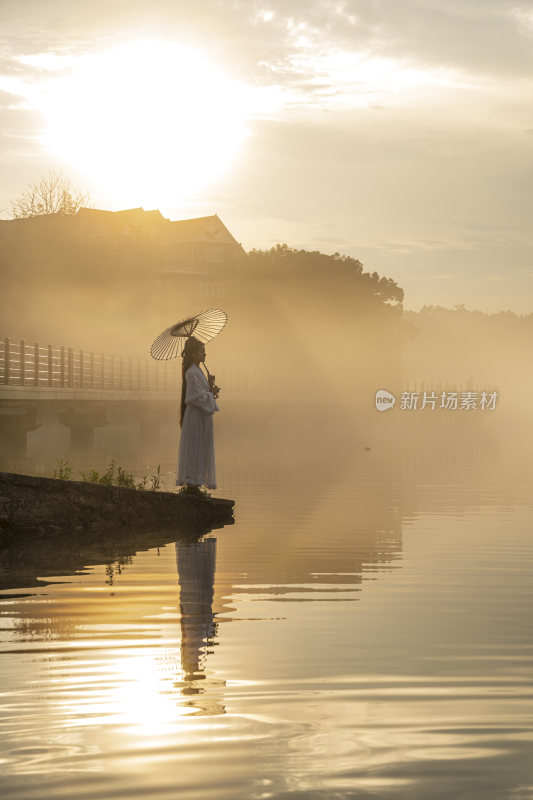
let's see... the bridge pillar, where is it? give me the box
[0,407,42,459]
[58,408,108,454]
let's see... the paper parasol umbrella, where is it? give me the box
[150,308,228,360]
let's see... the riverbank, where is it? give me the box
[0,471,234,541]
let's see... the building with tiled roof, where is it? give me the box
[0,206,245,300]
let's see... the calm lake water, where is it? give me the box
[1,439,532,799]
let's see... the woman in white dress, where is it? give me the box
[176,336,219,490]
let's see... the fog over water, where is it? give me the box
[1,213,530,470]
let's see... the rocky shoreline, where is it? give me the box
[0,471,234,542]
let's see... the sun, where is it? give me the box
[40,41,254,207]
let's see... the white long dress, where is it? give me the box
[176,364,219,489]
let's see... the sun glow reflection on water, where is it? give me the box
[0,451,533,798]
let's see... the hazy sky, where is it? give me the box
[1,0,532,312]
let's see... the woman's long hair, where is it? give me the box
[180,336,203,427]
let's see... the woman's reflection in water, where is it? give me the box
[175,538,225,715]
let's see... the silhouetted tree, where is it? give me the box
[11,171,92,218]
[247,244,405,308]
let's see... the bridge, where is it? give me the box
[0,337,180,457]
[1,336,497,462]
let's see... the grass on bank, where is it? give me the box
[52,459,162,491]
[51,459,212,496]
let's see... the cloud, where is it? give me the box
[1,1,532,122]
[1,0,531,148]
[1,0,532,78]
